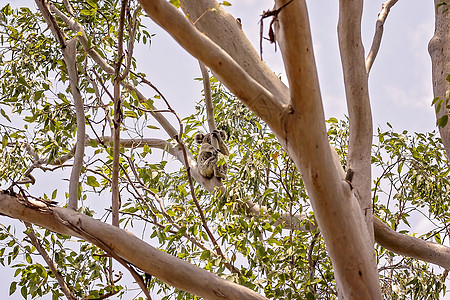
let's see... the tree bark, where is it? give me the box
[35,0,84,211]
[429,0,450,156]
[137,0,386,298]
[374,217,450,269]
[181,0,289,104]
[338,0,374,240]
[273,0,381,297]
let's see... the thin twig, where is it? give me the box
[121,7,141,80]
[122,158,219,255]
[135,75,240,275]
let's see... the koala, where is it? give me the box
[195,130,229,179]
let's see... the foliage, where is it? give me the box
[0,224,121,299]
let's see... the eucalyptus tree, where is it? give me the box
[0,0,449,299]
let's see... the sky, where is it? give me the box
[2,0,444,299]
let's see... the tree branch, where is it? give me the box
[365,0,399,73]
[199,62,216,133]
[338,0,374,237]
[36,0,85,211]
[138,0,286,134]
[24,222,77,300]
[181,0,289,104]
[274,0,381,298]
[121,7,140,80]
[374,217,450,269]
[0,191,267,300]
[111,0,128,227]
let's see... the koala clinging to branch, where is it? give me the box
[195,130,229,179]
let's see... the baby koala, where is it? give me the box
[194,130,229,179]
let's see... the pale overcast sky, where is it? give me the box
[2,0,444,299]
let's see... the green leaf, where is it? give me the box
[328,117,338,123]
[200,250,211,260]
[86,176,100,187]
[2,135,7,148]
[1,108,11,122]
[88,139,98,147]
[437,115,448,127]
[21,286,27,298]
[34,90,44,102]
[124,110,137,118]
[9,282,16,295]
[169,0,181,8]
[431,96,441,105]
[222,1,232,6]
[18,76,30,88]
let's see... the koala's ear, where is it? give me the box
[194,133,205,144]
[219,130,228,141]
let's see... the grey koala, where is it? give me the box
[194,130,229,179]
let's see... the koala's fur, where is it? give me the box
[194,130,229,179]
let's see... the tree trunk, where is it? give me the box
[429,0,450,156]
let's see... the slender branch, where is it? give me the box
[36,0,85,211]
[50,4,115,74]
[62,0,75,17]
[111,0,128,227]
[121,7,141,80]
[85,69,114,133]
[64,38,85,212]
[199,62,216,133]
[14,142,76,185]
[365,0,399,73]
[245,200,314,231]
[24,222,77,300]
[123,82,179,138]
[308,232,320,280]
